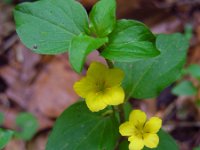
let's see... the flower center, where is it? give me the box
[134,125,145,139]
[95,80,107,92]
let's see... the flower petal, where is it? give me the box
[87,62,108,81]
[119,121,135,136]
[144,117,162,133]
[73,77,94,98]
[128,135,144,150]
[143,133,159,148]
[106,68,124,87]
[85,92,107,112]
[129,110,147,127]
[103,86,124,105]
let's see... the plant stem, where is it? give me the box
[105,59,114,68]
[118,104,125,123]
[105,59,125,123]
[105,59,126,149]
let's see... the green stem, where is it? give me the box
[118,104,125,123]
[105,59,114,68]
[105,59,125,149]
[105,59,125,123]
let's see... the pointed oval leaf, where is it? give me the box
[101,20,160,62]
[116,33,189,99]
[185,64,200,79]
[172,81,197,96]
[0,129,13,149]
[15,113,38,140]
[14,0,89,54]
[89,0,116,37]
[69,34,108,73]
[46,101,119,150]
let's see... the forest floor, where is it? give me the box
[0,0,200,149]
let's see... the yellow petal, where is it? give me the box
[119,121,135,136]
[85,92,107,112]
[129,110,147,127]
[103,86,125,105]
[73,77,94,98]
[87,62,108,81]
[143,133,159,148]
[144,117,162,134]
[105,68,124,87]
[128,135,144,150]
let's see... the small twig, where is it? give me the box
[0,34,18,55]
[176,121,200,127]
[154,0,200,9]
[163,121,200,132]
[162,100,177,123]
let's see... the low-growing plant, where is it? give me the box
[194,146,200,150]
[12,0,189,149]
[0,112,38,149]
[172,64,200,106]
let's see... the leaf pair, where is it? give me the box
[14,0,159,73]
[14,0,115,73]
[69,0,116,72]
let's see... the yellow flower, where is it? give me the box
[119,110,162,150]
[73,62,125,112]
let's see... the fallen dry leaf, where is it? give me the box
[4,139,26,150]
[28,55,80,118]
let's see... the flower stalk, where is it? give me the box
[105,59,126,123]
[104,59,126,149]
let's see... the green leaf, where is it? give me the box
[193,146,200,150]
[15,113,38,140]
[0,112,4,125]
[172,81,197,96]
[116,33,189,99]
[14,0,89,54]
[3,0,13,4]
[46,101,119,150]
[123,102,132,121]
[69,34,108,73]
[89,0,116,37]
[0,129,13,149]
[101,20,160,62]
[185,64,200,79]
[196,99,200,107]
[119,140,129,150]
[184,24,193,40]
[144,129,178,150]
